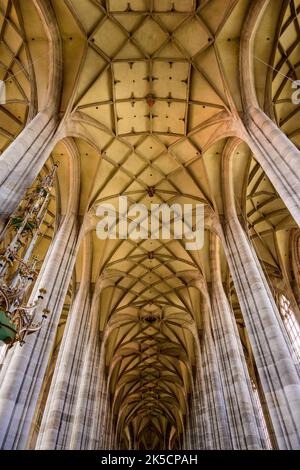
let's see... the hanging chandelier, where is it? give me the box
[0,285,49,346]
[0,165,57,346]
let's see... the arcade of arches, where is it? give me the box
[0,0,300,450]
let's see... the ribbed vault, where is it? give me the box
[268,0,300,147]
[49,0,299,449]
[1,0,300,451]
[0,0,36,151]
[53,0,235,448]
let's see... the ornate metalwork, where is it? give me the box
[0,165,57,345]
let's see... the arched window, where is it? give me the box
[279,295,300,364]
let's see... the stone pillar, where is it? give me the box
[240,0,300,226]
[90,325,115,450]
[243,110,300,227]
[183,417,190,449]
[188,372,204,450]
[201,325,232,449]
[193,364,206,449]
[222,139,300,449]
[188,300,232,450]
[94,364,113,450]
[0,212,79,449]
[193,343,215,449]
[0,137,80,449]
[0,0,62,229]
[210,232,268,449]
[102,394,115,450]
[69,277,113,450]
[35,235,92,449]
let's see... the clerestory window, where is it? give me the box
[279,295,300,364]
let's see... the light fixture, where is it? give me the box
[0,286,49,345]
[0,165,57,345]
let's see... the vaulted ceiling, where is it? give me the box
[1,0,299,450]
